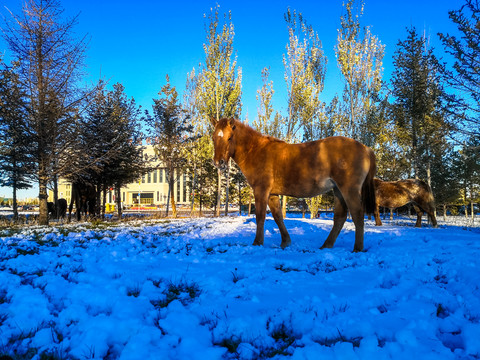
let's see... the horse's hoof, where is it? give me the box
[252,241,263,246]
[353,247,364,253]
[280,242,291,249]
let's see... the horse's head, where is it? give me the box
[212,118,237,171]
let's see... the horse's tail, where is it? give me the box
[362,149,377,215]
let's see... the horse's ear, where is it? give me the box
[209,116,217,128]
[229,118,236,130]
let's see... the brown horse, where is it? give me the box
[373,178,437,227]
[212,118,376,252]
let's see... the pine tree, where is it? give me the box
[0,62,34,221]
[391,27,449,183]
[147,76,196,218]
[438,0,480,140]
[76,83,145,218]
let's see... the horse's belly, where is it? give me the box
[273,178,334,198]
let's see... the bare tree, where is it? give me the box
[1,0,92,224]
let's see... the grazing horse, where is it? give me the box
[47,198,67,219]
[68,182,97,221]
[212,118,377,252]
[373,178,437,227]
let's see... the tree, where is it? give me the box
[335,0,385,140]
[391,27,449,183]
[438,0,480,141]
[453,137,480,219]
[195,4,242,216]
[75,82,145,218]
[147,76,196,218]
[2,0,91,225]
[0,62,34,221]
[283,8,327,143]
[281,8,327,217]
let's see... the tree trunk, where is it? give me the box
[216,169,221,217]
[38,162,49,226]
[224,161,230,216]
[12,180,18,223]
[53,174,59,218]
[170,175,177,218]
[190,167,197,217]
[238,180,242,216]
[443,204,447,221]
[102,186,106,219]
[116,184,122,219]
[166,185,170,217]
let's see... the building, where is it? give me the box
[49,145,191,208]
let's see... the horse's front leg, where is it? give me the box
[268,195,291,249]
[373,202,382,226]
[252,189,269,246]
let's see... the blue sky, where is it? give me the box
[0,0,463,199]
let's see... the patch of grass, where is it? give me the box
[127,285,141,298]
[436,303,449,318]
[215,336,242,353]
[15,248,39,256]
[314,328,362,348]
[0,289,9,305]
[275,264,301,273]
[150,279,202,308]
[231,268,244,283]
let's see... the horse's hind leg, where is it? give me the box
[269,195,291,249]
[413,205,423,227]
[321,189,348,250]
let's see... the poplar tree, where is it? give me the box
[282,8,327,216]
[283,8,327,143]
[195,4,242,216]
[335,0,385,140]
[2,0,91,225]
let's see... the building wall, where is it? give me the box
[48,145,191,207]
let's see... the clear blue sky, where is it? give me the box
[0,0,463,200]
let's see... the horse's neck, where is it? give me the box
[234,126,268,170]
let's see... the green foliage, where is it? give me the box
[195,4,242,127]
[391,27,449,181]
[283,8,328,142]
[335,0,385,140]
[438,0,480,140]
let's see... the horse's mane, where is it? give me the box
[228,118,285,144]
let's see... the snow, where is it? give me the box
[0,213,479,359]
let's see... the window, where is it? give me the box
[159,168,163,183]
[153,170,157,183]
[157,191,159,202]
[142,175,146,183]
[123,192,125,202]
[147,172,151,183]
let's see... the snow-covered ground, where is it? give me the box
[0,213,479,359]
